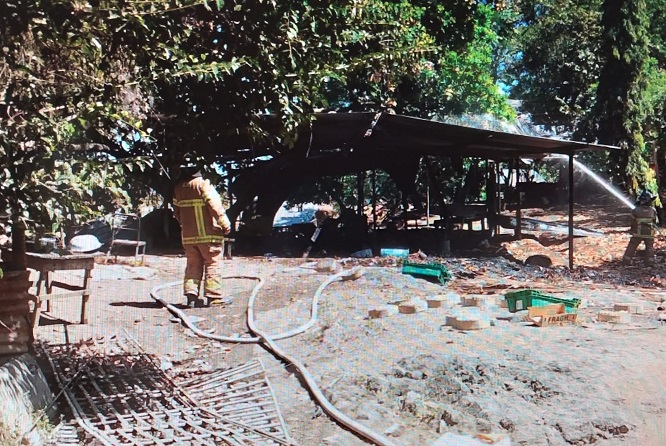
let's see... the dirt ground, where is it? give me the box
[34,205,666,446]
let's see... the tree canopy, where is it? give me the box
[3,0,666,264]
[503,0,666,196]
[2,1,513,255]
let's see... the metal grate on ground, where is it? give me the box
[176,359,292,444]
[44,422,81,445]
[39,335,295,446]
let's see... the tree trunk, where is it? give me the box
[10,212,27,272]
[655,146,666,225]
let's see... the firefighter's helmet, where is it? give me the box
[174,153,202,181]
[637,190,655,205]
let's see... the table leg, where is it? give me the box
[32,298,42,328]
[80,295,89,324]
[35,271,44,297]
[45,272,53,312]
[80,268,92,324]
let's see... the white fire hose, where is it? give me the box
[150,268,398,446]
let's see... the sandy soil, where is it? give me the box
[34,205,666,446]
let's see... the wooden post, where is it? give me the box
[515,158,522,240]
[226,162,236,232]
[402,193,408,230]
[426,163,430,227]
[372,170,377,230]
[496,162,501,235]
[357,170,365,216]
[568,152,575,269]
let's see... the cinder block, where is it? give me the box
[315,259,339,273]
[452,317,491,330]
[426,296,449,309]
[445,315,457,326]
[613,303,643,314]
[398,299,428,314]
[368,305,399,319]
[461,295,497,307]
[598,310,631,324]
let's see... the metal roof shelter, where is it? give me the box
[304,112,617,159]
[299,112,620,268]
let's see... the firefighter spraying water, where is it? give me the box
[622,190,658,266]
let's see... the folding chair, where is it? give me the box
[104,212,146,266]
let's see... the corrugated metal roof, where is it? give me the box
[307,112,618,159]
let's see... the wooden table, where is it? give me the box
[26,253,97,326]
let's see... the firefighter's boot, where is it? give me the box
[185,293,201,308]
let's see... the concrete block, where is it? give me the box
[452,317,491,330]
[613,303,643,314]
[426,295,450,309]
[368,305,399,319]
[447,308,492,330]
[429,292,462,308]
[315,259,339,273]
[398,299,428,314]
[461,295,497,307]
[598,310,631,324]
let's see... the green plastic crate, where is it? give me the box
[504,289,581,313]
[531,295,581,313]
[401,261,451,285]
[504,289,541,312]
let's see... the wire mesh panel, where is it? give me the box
[39,335,293,446]
[176,359,292,444]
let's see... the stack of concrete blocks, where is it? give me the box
[368,290,496,330]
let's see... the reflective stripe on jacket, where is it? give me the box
[631,205,657,239]
[173,177,230,245]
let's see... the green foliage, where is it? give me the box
[0,0,520,254]
[319,2,513,119]
[0,1,152,249]
[503,0,603,134]
[594,0,651,190]
[504,0,666,200]
[277,1,515,211]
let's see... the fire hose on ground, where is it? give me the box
[150,267,398,446]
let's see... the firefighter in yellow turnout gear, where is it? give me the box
[622,191,658,266]
[173,165,232,307]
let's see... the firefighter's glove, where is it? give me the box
[219,215,232,235]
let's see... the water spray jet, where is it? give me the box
[545,154,635,210]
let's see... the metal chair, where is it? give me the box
[104,212,146,266]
